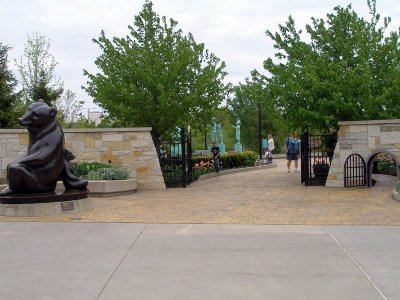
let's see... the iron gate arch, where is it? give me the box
[301,131,337,186]
[344,154,366,187]
[159,127,193,188]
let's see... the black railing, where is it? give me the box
[159,127,193,188]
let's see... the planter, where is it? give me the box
[393,187,400,202]
[2,178,138,198]
[56,178,137,197]
[313,165,330,178]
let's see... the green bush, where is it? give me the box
[396,182,400,193]
[70,162,112,179]
[377,160,396,173]
[192,151,258,171]
[87,167,130,180]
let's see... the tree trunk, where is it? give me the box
[151,129,162,159]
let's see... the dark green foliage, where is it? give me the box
[0,43,20,128]
[377,160,396,173]
[87,167,129,180]
[191,151,258,179]
[70,162,112,179]
[227,74,289,152]
[192,151,258,170]
[31,70,63,106]
[84,1,228,154]
[17,32,63,106]
[264,0,400,132]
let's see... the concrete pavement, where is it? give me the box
[1,159,399,299]
[0,222,399,299]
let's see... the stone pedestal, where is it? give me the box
[218,143,225,155]
[0,198,92,216]
[234,143,242,153]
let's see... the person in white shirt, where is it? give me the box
[268,134,275,153]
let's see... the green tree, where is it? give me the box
[227,73,288,152]
[83,0,228,153]
[16,32,63,106]
[0,43,21,128]
[264,0,400,132]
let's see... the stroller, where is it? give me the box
[264,148,273,164]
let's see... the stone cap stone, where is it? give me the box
[0,127,152,133]
[338,119,400,126]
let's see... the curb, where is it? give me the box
[197,162,277,181]
[393,187,400,201]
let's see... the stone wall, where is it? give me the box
[326,119,400,187]
[0,128,166,190]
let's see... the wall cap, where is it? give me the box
[0,127,152,134]
[338,119,400,126]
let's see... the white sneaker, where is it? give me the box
[287,169,290,172]
[295,169,299,173]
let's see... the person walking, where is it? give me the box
[210,141,221,173]
[285,132,300,172]
[268,134,275,157]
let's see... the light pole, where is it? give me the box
[79,101,90,122]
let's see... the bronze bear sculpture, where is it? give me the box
[0,101,88,196]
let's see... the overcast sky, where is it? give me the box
[1,0,399,111]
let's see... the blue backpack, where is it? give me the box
[286,138,299,154]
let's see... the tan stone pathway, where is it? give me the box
[0,159,399,224]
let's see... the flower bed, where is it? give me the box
[191,151,259,180]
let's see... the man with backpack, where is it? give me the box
[285,132,300,173]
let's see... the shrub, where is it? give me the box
[192,151,258,171]
[396,182,400,194]
[87,167,130,180]
[70,162,112,179]
[377,160,396,174]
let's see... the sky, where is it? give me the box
[1,0,399,112]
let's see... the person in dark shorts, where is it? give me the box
[285,132,300,172]
[210,141,221,172]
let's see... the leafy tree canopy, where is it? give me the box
[227,72,289,152]
[264,0,400,132]
[0,43,21,128]
[16,32,63,106]
[84,0,228,151]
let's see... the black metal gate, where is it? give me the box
[301,131,337,186]
[344,154,366,187]
[159,127,193,188]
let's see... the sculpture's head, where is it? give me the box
[18,101,58,133]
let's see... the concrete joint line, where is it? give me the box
[95,223,149,300]
[324,226,387,300]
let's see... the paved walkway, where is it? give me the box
[1,223,399,299]
[1,160,400,299]
[0,159,398,224]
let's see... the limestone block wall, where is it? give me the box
[326,119,400,187]
[0,128,165,190]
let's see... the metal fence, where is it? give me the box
[159,127,193,188]
[301,132,337,186]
